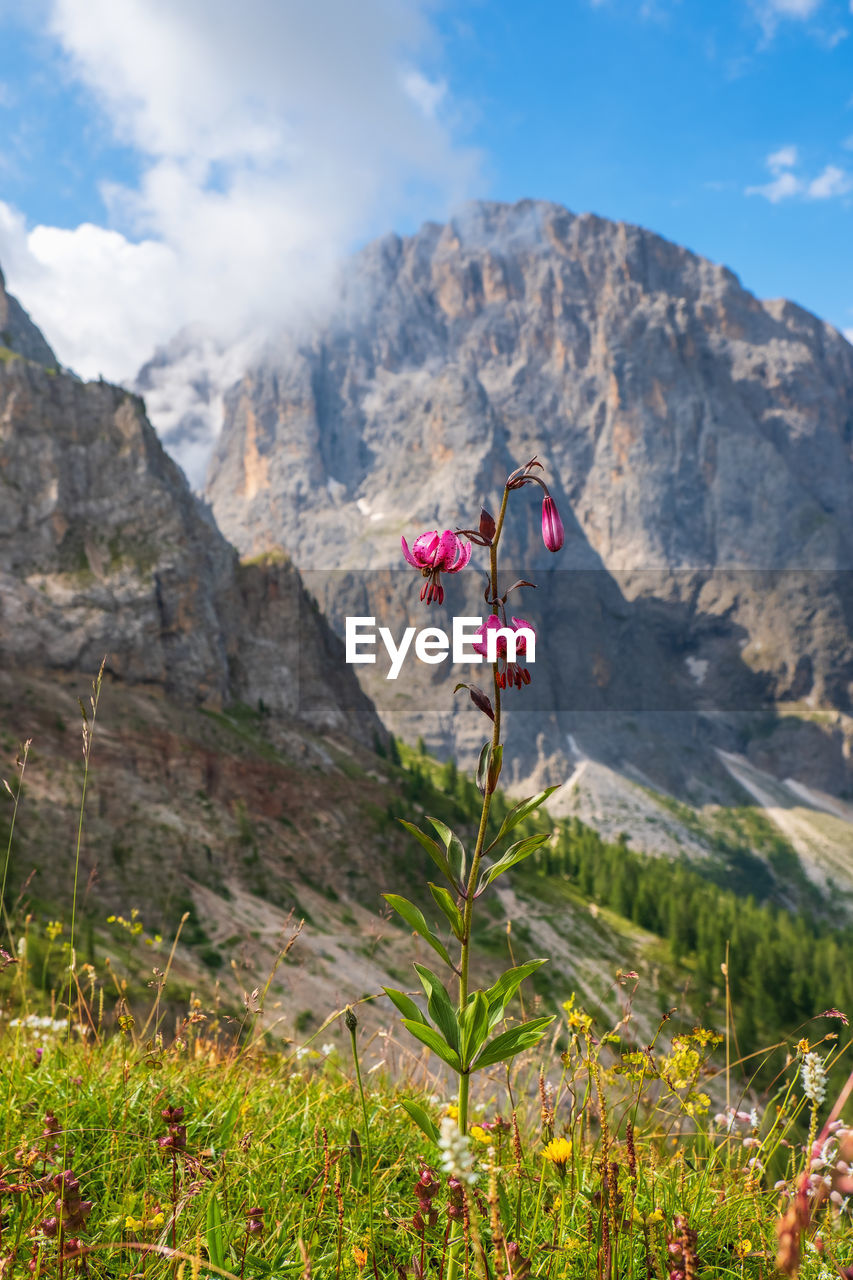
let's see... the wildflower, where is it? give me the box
[541,495,564,552]
[246,1206,264,1237]
[470,1125,491,1144]
[438,1116,477,1186]
[542,1137,573,1180]
[401,530,472,605]
[472,615,535,689]
[353,1245,368,1271]
[801,1053,828,1107]
[412,1164,440,1230]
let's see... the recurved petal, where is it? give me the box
[448,536,473,573]
[413,531,441,565]
[431,529,461,570]
[401,536,419,567]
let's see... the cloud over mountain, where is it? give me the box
[0,0,478,382]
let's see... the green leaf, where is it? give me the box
[458,990,490,1070]
[205,1193,225,1271]
[383,894,453,967]
[477,833,551,895]
[427,817,467,889]
[383,986,428,1026]
[414,963,460,1051]
[349,1128,363,1185]
[399,819,455,887]
[241,1253,274,1277]
[484,960,548,1030]
[486,786,560,852]
[475,741,491,796]
[472,1016,556,1071]
[400,1099,440,1144]
[402,1019,462,1072]
[428,883,464,939]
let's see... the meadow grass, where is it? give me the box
[1,922,853,1278]
[2,680,853,1277]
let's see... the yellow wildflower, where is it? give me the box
[542,1137,573,1179]
[797,1037,810,1055]
[445,1104,459,1119]
[470,1125,490,1144]
[353,1246,368,1271]
[735,1239,752,1259]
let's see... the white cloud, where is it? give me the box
[0,0,480,387]
[401,69,447,119]
[745,147,852,203]
[0,201,176,378]
[807,164,853,197]
[752,0,822,37]
[767,145,798,170]
[745,170,803,201]
[762,0,822,15]
[845,328,853,343]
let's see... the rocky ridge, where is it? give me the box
[0,267,381,749]
[198,200,853,832]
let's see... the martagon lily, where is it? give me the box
[472,615,535,690]
[401,530,472,605]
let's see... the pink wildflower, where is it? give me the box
[401,530,472,605]
[472,615,535,690]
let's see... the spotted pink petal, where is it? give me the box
[447,537,473,573]
[430,529,460,571]
[412,531,441,566]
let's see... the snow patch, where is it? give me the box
[686,656,709,685]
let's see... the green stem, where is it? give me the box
[448,488,509,1280]
[348,1012,376,1263]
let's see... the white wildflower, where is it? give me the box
[438,1115,477,1186]
[801,1052,828,1106]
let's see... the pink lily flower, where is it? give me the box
[472,615,535,690]
[401,530,472,605]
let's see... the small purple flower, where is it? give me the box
[401,530,472,605]
[541,496,564,552]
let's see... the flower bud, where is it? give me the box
[541,496,564,552]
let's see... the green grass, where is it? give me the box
[3,691,853,1277]
[1,961,851,1278]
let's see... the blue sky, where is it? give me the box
[0,0,850,384]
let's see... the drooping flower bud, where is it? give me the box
[541,496,564,553]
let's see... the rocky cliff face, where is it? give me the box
[201,199,853,809]
[0,295,381,749]
[0,266,58,368]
